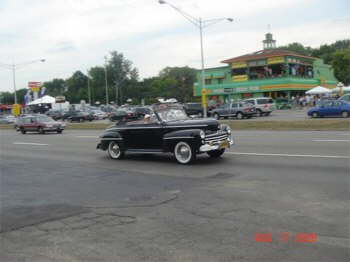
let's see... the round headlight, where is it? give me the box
[199,130,205,139]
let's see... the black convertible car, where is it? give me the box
[97,103,234,164]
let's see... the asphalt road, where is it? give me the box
[0,129,349,262]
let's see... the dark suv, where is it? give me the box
[184,103,203,117]
[18,115,65,134]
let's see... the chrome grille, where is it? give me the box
[204,132,229,144]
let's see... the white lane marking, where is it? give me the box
[312,140,350,142]
[340,134,350,136]
[227,152,350,159]
[13,142,49,146]
[76,136,98,138]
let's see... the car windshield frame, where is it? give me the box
[153,103,189,122]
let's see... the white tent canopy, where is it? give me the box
[331,86,350,92]
[27,95,56,105]
[305,86,332,95]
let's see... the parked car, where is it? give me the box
[308,100,350,118]
[90,110,108,120]
[18,115,65,134]
[209,102,256,120]
[109,108,137,122]
[0,115,15,124]
[66,111,94,122]
[243,97,275,116]
[97,102,234,164]
[184,103,204,117]
[46,110,64,120]
[133,106,152,118]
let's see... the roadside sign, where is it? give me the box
[201,88,207,95]
[12,104,21,116]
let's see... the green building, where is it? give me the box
[194,33,338,103]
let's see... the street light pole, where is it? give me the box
[104,56,109,105]
[0,59,45,104]
[158,0,233,118]
[12,65,17,104]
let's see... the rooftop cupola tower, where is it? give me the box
[263,32,276,50]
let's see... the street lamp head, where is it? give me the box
[227,18,233,22]
[158,0,166,4]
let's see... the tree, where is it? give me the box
[278,42,313,56]
[106,51,139,105]
[64,71,88,103]
[43,78,66,97]
[332,48,350,85]
[158,66,196,102]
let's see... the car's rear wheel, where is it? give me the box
[311,112,319,118]
[57,130,62,134]
[214,113,220,120]
[38,127,45,134]
[20,128,26,134]
[174,141,196,164]
[341,111,349,118]
[207,149,225,158]
[108,141,124,160]
[257,109,263,117]
[236,112,243,119]
[265,112,271,116]
[198,112,203,118]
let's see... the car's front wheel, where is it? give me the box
[341,111,349,118]
[20,128,26,134]
[38,127,45,134]
[174,141,196,164]
[207,149,225,158]
[108,141,124,160]
[311,112,319,118]
[57,129,63,134]
[236,112,243,119]
[213,113,220,120]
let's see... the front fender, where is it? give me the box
[163,129,203,152]
[97,130,124,150]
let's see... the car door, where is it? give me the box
[125,117,164,150]
[319,101,333,116]
[333,101,343,116]
[230,103,238,116]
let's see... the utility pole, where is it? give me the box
[104,56,109,105]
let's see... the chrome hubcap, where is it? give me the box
[175,142,191,163]
[109,142,121,158]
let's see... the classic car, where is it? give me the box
[97,103,234,164]
[209,102,255,119]
[308,100,350,118]
[18,115,65,134]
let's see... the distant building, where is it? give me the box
[194,33,337,103]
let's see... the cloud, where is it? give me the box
[0,0,349,92]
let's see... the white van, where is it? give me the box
[243,97,275,116]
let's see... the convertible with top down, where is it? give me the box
[97,103,234,164]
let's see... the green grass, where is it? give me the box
[1,119,349,131]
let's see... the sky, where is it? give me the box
[0,0,349,93]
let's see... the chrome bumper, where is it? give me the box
[199,136,234,152]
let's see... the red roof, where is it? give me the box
[221,49,316,64]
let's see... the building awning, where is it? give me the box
[205,73,225,79]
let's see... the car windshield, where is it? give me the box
[154,103,188,122]
[38,116,54,122]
